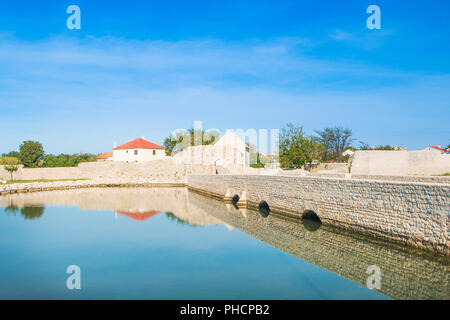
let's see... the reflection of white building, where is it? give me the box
[113,138,166,162]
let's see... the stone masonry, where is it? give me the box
[188,174,449,255]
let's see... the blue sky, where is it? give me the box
[0,0,449,154]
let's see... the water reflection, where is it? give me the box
[21,206,45,220]
[0,187,448,300]
[3,204,45,220]
[0,187,222,227]
[186,190,449,300]
[116,210,161,222]
[258,201,270,218]
[302,218,321,232]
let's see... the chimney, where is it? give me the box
[113,141,117,148]
[438,144,442,148]
[142,136,145,140]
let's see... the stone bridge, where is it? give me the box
[188,174,449,255]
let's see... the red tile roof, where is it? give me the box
[113,138,164,150]
[430,146,447,152]
[116,210,161,222]
[97,152,113,159]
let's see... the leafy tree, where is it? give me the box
[315,126,354,162]
[250,152,268,168]
[19,141,44,167]
[374,145,396,150]
[358,142,371,150]
[279,123,322,168]
[302,136,323,166]
[1,151,20,158]
[163,128,220,156]
[1,156,20,181]
[42,153,96,167]
[447,144,450,150]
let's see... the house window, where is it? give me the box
[153,150,156,155]
[134,150,138,155]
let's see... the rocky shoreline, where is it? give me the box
[0,180,185,195]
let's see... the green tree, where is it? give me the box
[279,123,322,168]
[1,151,20,158]
[1,156,20,181]
[315,126,354,162]
[374,144,396,150]
[358,142,371,150]
[41,153,96,167]
[19,141,44,167]
[163,128,220,156]
[250,152,268,168]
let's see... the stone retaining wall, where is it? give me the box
[351,149,450,175]
[188,174,449,255]
[0,159,214,183]
[350,174,450,184]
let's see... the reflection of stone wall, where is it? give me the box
[188,174,449,255]
[187,190,449,300]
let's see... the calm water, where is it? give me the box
[0,188,447,300]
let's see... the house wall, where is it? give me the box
[172,145,248,168]
[113,148,166,162]
[351,149,450,175]
[171,131,250,168]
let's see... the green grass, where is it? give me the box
[438,173,450,176]
[1,178,90,185]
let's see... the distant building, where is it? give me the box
[422,145,449,154]
[113,138,166,162]
[97,152,113,161]
[342,149,356,157]
[172,130,250,168]
[214,130,250,167]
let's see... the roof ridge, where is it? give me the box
[113,138,164,150]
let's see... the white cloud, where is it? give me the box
[0,36,448,152]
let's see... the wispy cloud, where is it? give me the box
[0,35,448,153]
[330,30,355,41]
[0,35,413,92]
[329,28,394,50]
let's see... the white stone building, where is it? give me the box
[214,130,250,167]
[113,138,166,162]
[172,130,250,168]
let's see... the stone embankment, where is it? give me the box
[0,180,184,195]
[188,174,449,255]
